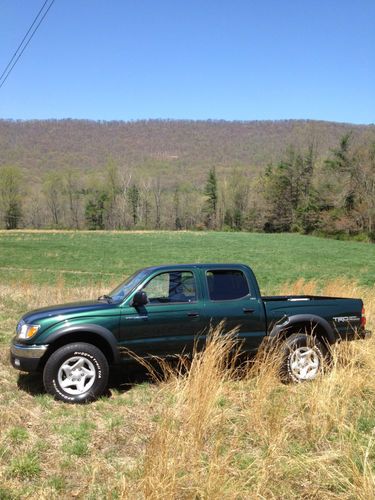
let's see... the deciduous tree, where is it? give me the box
[42,171,62,227]
[0,165,23,229]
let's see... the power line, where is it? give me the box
[0,0,56,90]
[0,0,50,83]
[0,0,56,89]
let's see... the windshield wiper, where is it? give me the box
[97,294,113,303]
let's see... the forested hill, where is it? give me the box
[1,119,374,180]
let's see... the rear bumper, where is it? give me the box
[339,329,372,342]
[10,343,48,372]
[363,330,372,340]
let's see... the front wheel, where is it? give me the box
[43,342,109,403]
[280,333,328,383]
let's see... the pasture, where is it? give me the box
[1,231,375,499]
[1,230,375,290]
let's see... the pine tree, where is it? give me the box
[204,167,218,228]
[84,191,108,230]
[127,184,140,226]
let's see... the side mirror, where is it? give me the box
[132,290,148,307]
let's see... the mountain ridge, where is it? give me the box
[1,118,374,182]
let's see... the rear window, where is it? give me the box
[206,270,250,301]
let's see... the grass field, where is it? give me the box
[1,231,375,498]
[1,230,375,290]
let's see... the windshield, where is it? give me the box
[108,269,150,303]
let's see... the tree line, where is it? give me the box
[1,134,375,240]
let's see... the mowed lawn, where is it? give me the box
[0,230,375,291]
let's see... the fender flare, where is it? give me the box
[269,314,336,344]
[44,324,120,363]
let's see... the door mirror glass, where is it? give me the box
[132,290,148,307]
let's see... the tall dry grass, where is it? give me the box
[136,323,242,498]
[132,279,375,499]
[1,279,375,498]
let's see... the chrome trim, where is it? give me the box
[16,319,25,335]
[124,315,148,320]
[11,343,48,359]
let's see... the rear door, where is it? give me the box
[202,268,266,351]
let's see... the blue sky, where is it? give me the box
[0,0,374,124]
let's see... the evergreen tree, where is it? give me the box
[85,191,108,230]
[204,167,218,228]
[262,144,317,232]
[325,133,357,212]
[173,187,182,230]
[127,184,140,226]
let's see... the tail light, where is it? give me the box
[361,306,366,328]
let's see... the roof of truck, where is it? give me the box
[138,263,251,272]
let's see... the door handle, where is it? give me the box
[187,312,200,318]
[243,308,255,314]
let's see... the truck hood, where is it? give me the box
[22,300,116,324]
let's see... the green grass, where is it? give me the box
[61,421,95,457]
[1,230,375,291]
[8,427,28,444]
[8,451,41,479]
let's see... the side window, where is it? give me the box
[143,271,197,304]
[207,270,250,301]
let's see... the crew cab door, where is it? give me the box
[119,269,205,358]
[203,268,266,351]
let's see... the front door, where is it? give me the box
[119,269,205,359]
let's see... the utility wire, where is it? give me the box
[0,0,50,83]
[0,0,56,89]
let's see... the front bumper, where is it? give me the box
[10,343,49,372]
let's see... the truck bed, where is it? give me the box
[262,295,364,340]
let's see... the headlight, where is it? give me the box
[16,321,40,340]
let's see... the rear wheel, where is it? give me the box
[43,342,109,403]
[280,333,328,383]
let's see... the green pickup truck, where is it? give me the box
[10,264,370,403]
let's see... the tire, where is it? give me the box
[43,342,109,403]
[280,333,328,383]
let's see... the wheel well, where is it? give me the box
[280,321,332,346]
[40,332,115,370]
